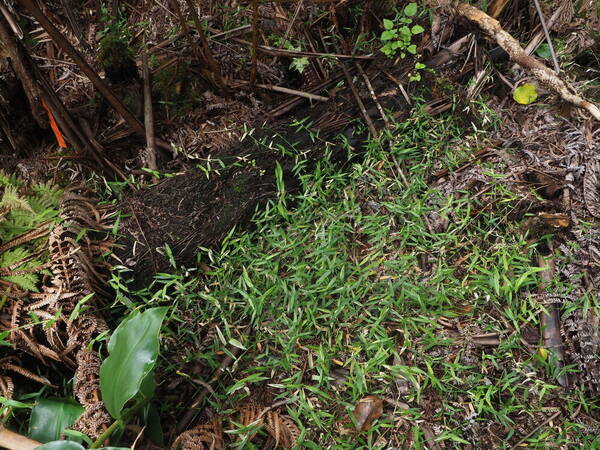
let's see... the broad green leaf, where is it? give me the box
[383,18,394,30]
[99,307,168,419]
[407,44,417,54]
[536,43,552,59]
[404,3,418,16]
[411,25,424,34]
[380,30,396,41]
[29,398,84,443]
[513,83,538,105]
[139,370,156,399]
[142,403,164,447]
[400,26,411,38]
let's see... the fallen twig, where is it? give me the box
[532,0,559,73]
[341,63,378,139]
[456,2,600,120]
[254,83,329,101]
[510,409,562,449]
[141,49,157,176]
[182,0,226,92]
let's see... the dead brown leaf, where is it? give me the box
[353,395,383,432]
[537,212,570,228]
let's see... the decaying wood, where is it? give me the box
[456,2,600,121]
[537,250,568,388]
[141,49,157,174]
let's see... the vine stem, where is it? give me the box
[90,397,150,449]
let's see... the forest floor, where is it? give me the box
[1,0,599,449]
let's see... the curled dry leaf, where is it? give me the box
[353,395,384,432]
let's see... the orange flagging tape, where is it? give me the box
[41,98,67,148]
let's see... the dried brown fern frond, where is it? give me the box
[234,404,300,449]
[0,357,56,388]
[0,375,14,417]
[171,417,224,450]
[71,401,112,439]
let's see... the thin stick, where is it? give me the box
[383,70,412,106]
[341,63,378,139]
[255,83,329,101]
[355,62,389,129]
[250,0,259,86]
[141,49,157,175]
[456,2,600,120]
[532,0,559,73]
[272,0,304,66]
[510,410,561,449]
[210,24,251,40]
[183,0,225,91]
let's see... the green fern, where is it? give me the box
[0,174,62,292]
[0,247,46,292]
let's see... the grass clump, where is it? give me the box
[113,108,599,448]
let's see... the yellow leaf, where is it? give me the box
[537,347,548,360]
[513,83,538,105]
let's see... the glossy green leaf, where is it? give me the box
[383,18,394,30]
[142,402,164,447]
[404,3,418,16]
[99,307,168,419]
[411,25,424,34]
[536,43,552,59]
[513,83,538,105]
[29,398,84,443]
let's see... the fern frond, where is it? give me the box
[1,186,34,214]
[0,248,44,292]
[0,170,22,188]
